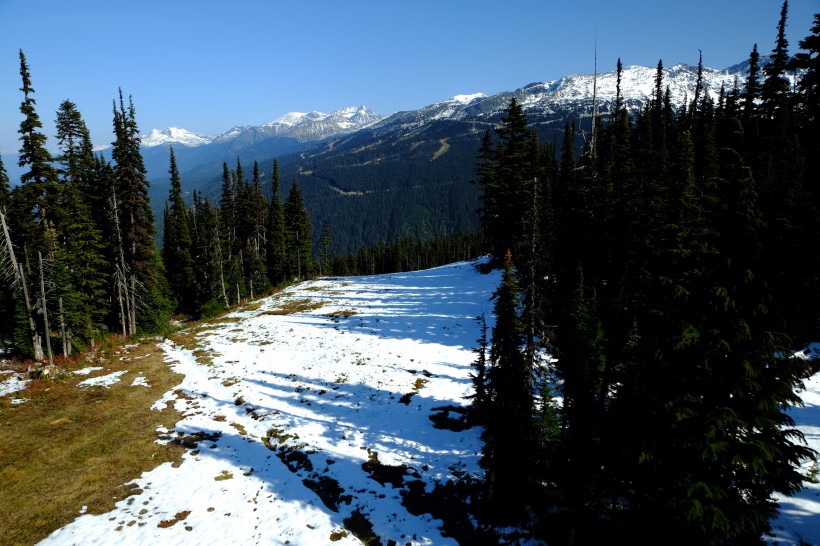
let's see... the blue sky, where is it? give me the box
[0,0,816,154]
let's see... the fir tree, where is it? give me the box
[190,191,227,315]
[283,179,313,280]
[481,252,537,514]
[318,220,332,276]
[469,313,490,422]
[761,1,792,117]
[53,99,108,350]
[16,50,60,248]
[266,160,286,285]
[162,145,196,313]
[111,90,171,334]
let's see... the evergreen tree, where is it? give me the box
[0,155,9,211]
[742,44,762,127]
[15,49,60,249]
[162,146,196,314]
[283,179,313,280]
[7,49,61,360]
[53,99,108,350]
[761,1,792,117]
[481,251,537,514]
[469,313,490,422]
[0,156,15,353]
[190,191,227,315]
[266,159,286,285]
[318,220,332,276]
[111,90,171,334]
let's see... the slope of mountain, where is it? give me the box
[4,60,781,256]
[262,61,764,254]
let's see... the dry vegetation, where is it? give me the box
[0,338,186,546]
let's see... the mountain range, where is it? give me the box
[4,59,779,254]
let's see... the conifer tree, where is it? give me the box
[318,220,332,276]
[761,1,792,117]
[111,90,171,334]
[742,44,762,126]
[0,156,14,353]
[266,160,286,285]
[190,191,227,315]
[283,179,313,280]
[0,155,8,210]
[480,251,537,513]
[469,313,490,422]
[53,99,108,349]
[15,49,60,249]
[7,49,60,360]
[162,145,196,313]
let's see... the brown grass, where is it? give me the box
[0,338,185,546]
[260,298,327,315]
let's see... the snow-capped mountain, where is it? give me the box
[141,106,383,149]
[140,127,213,148]
[367,61,770,136]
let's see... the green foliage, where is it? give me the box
[469,7,820,542]
[284,179,313,280]
[162,146,196,314]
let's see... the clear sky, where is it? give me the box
[0,0,817,154]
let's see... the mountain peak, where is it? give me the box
[140,127,213,148]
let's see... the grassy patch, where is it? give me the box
[327,309,356,319]
[157,509,191,528]
[432,138,451,160]
[260,298,327,315]
[214,470,234,481]
[0,339,185,546]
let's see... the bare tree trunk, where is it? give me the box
[58,296,69,357]
[214,231,229,308]
[111,191,129,337]
[114,264,127,337]
[129,212,137,336]
[38,252,53,366]
[129,275,137,337]
[1,210,44,361]
[20,264,44,361]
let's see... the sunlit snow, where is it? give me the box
[6,259,816,545]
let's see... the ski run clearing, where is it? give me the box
[2,259,818,545]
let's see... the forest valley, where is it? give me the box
[2,3,820,545]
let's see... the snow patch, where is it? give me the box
[76,370,127,388]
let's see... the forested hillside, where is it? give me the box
[467,5,820,544]
[1,7,819,545]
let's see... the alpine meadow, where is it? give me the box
[2,3,820,545]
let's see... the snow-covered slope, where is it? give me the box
[37,260,502,545]
[20,260,819,546]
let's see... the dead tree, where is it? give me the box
[0,209,44,361]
